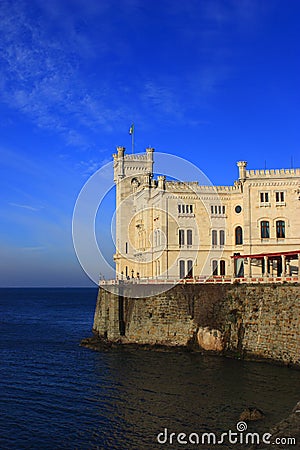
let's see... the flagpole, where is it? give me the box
[132,126,134,154]
[129,123,135,153]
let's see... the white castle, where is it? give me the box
[112,146,300,282]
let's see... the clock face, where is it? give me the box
[131,177,140,187]
[235,205,242,213]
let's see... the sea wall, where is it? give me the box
[92,283,300,366]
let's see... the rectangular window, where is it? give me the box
[211,205,214,214]
[178,204,181,214]
[276,220,285,238]
[179,229,185,247]
[190,205,193,213]
[222,205,225,214]
[182,205,185,213]
[261,221,270,238]
[218,205,221,214]
[212,230,218,246]
[219,230,225,246]
[260,192,269,203]
[125,242,128,254]
[187,229,193,246]
[214,206,218,214]
[275,191,285,202]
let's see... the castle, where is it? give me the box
[112,146,300,282]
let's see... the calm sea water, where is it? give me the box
[0,288,299,450]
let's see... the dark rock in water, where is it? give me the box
[240,407,265,422]
[249,401,300,449]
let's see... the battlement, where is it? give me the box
[124,154,148,161]
[246,168,300,178]
[165,181,240,192]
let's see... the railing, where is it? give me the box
[99,276,299,286]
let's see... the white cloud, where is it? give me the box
[9,202,41,211]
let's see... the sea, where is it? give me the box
[0,288,299,450]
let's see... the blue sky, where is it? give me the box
[1,0,299,286]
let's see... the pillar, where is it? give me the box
[264,256,269,276]
[281,255,286,277]
[244,258,251,278]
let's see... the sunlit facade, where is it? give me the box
[113,147,300,280]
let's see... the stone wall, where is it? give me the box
[93,283,300,366]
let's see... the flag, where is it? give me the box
[129,124,134,135]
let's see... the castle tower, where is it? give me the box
[113,147,155,277]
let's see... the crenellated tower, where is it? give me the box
[113,147,155,277]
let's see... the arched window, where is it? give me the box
[261,221,270,239]
[220,260,226,276]
[187,229,193,246]
[179,229,184,247]
[235,226,243,245]
[212,230,218,246]
[179,260,185,279]
[187,260,193,278]
[220,230,225,246]
[212,260,218,276]
[276,220,285,238]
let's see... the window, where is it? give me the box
[179,260,185,279]
[211,204,225,215]
[261,221,270,238]
[187,229,193,246]
[260,192,269,203]
[178,204,193,215]
[235,226,243,245]
[235,205,242,214]
[219,230,225,246]
[187,260,193,278]
[275,192,285,203]
[212,230,218,246]
[179,229,185,247]
[125,242,128,253]
[220,260,226,276]
[154,230,161,247]
[212,260,218,276]
[276,220,285,238]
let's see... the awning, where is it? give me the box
[231,250,300,259]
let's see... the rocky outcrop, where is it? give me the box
[239,407,265,422]
[268,401,300,448]
[249,401,300,449]
[197,327,224,351]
